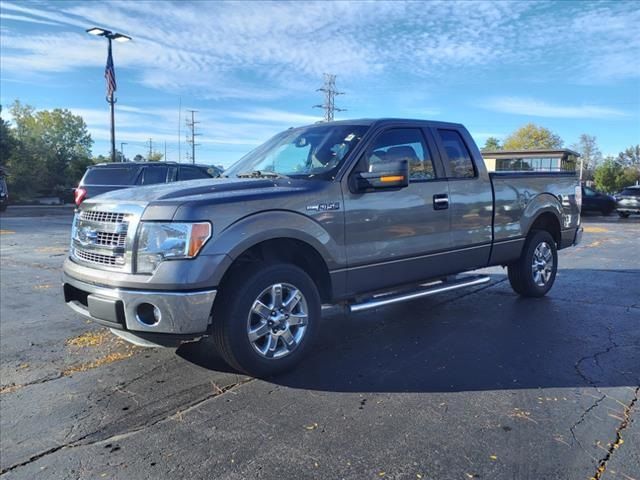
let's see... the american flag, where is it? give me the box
[105,44,116,98]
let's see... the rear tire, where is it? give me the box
[508,230,558,298]
[618,211,630,218]
[212,262,321,377]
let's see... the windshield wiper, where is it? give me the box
[237,170,288,179]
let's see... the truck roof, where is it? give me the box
[298,118,466,130]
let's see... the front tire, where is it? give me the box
[212,263,321,377]
[508,230,558,297]
[618,211,630,218]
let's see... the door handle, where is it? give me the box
[433,193,449,210]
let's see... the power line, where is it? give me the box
[186,109,201,164]
[313,73,345,122]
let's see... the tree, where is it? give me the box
[617,145,640,168]
[571,134,602,180]
[133,154,144,162]
[7,100,93,199]
[481,137,502,152]
[503,123,563,150]
[147,151,164,162]
[593,153,640,193]
[0,105,17,168]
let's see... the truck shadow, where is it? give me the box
[177,268,640,393]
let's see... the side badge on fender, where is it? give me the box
[306,202,341,212]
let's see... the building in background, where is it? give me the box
[482,149,579,173]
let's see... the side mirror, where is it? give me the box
[351,160,409,193]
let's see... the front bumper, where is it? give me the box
[63,273,216,339]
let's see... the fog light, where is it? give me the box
[136,303,161,326]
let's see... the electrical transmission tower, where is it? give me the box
[185,110,201,164]
[313,73,345,122]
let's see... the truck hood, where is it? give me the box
[82,177,319,210]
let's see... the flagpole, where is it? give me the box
[86,27,131,163]
[107,38,117,163]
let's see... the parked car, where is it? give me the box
[616,185,640,218]
[74,162,223,206]
[0,175,8,212]
[63,118,582,377]
[581,186,616,216]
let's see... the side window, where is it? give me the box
[167,166,178,182]
[179,166,211,181]
[437,129,475,178]
[140,166,168,185]
[364,129,435,181]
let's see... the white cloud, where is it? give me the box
[481,97,630,119]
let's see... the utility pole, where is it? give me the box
[164,141,167,162]
[120,142,127,162]
[147,138,153,160]
[186,110,201,164]
[313,73,345,122]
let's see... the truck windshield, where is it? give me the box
[225,124,369,179]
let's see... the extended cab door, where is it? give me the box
[342,127,450,294]
[431,127,493,270]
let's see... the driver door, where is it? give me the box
[342,127,450,295]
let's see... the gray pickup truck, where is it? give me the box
[63,119,582,376]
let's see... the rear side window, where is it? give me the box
[179,166,212,181]
[437,129,475,178]
[365,128,436,181]
[140,166,168,185]
[82,167,140,186]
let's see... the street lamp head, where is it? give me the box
[86,27,110,36]
[112,33,132,43]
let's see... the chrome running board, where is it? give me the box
[349,275,491,313]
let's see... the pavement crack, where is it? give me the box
[0,373,64,395]
[0,377,254,476]
[592,386,639,480]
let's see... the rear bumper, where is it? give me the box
[63,273,216,343]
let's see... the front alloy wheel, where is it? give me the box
[212,263,321,377]
[248,283,308,359]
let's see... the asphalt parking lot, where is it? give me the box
[1,207,638,480]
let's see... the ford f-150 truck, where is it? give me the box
[63,119,582,376]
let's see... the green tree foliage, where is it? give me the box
[503,123,563,150]
[593,148,640,193]
[147,151,164,162]
[617,145,640,168]
[571,134,602,180]
[481,137,502,152]
[7,101,94,199]
[0,106,17,170]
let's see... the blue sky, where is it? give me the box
[1,0,639,166]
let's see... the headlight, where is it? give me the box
[136,222,211,273]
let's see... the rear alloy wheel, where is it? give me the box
[212,263,321,377]
[508,230,558,297]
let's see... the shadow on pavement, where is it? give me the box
[178,268,640,393]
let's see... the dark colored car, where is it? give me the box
[75,162,222,206]
[581,186,616,216]
[0,176,8,212]
[616,185,640,218]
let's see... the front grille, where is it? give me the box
[80,210,126,223]
[94,231,127,248]
[74,248,121,266]
[71,207,140,270]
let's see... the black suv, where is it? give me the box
[75,162,222,205]
[581,186,616,216]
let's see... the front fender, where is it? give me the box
[201,210,345,270]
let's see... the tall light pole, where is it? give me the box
[86,27,131,163]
